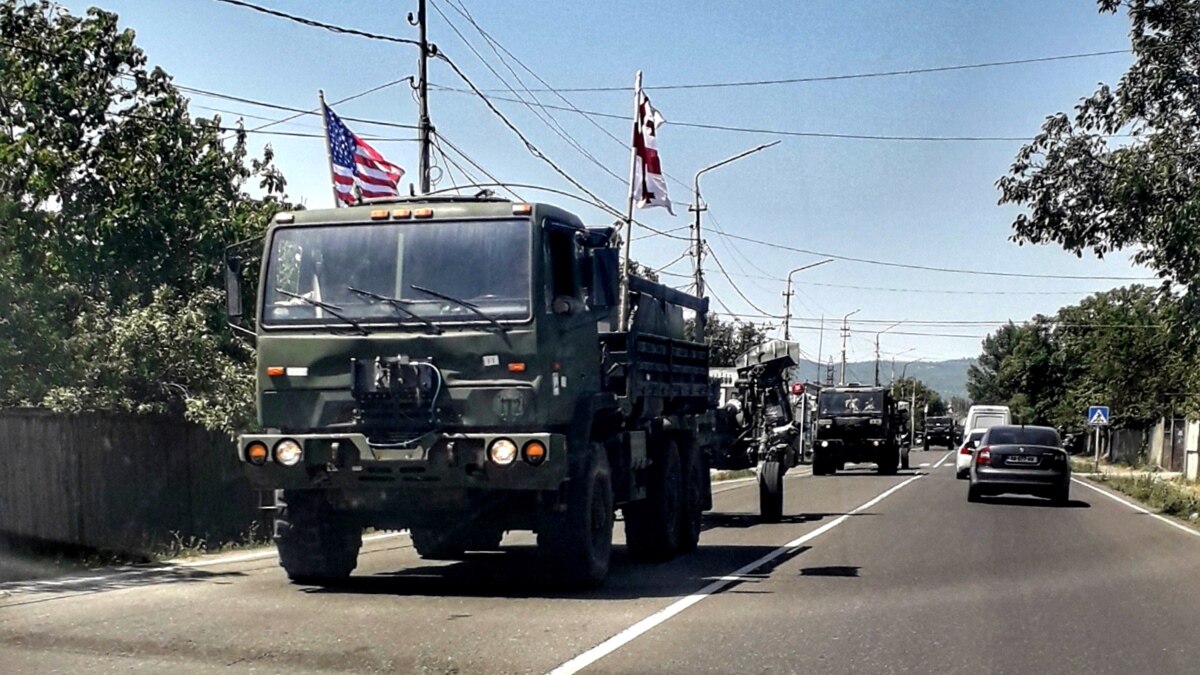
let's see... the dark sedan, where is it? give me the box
[968,425,1070,505]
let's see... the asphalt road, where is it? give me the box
[3,449,1199,674]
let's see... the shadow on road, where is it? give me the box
[976,496,1091,509]
[702,512,875,530]
[302,542,814,601]
[799,565,860,578]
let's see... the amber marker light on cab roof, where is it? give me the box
[414,208,434,219]
[392,208,412,219]
[512,203,532,215]
[266,366,285,377]
[369,209,390,220]
[507,362,526,373]
[275,213,295,224]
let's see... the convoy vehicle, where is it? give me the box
[224,195,792,588]
[967,425,1070,505]
[922,415,957,450]
[964,405,1011,434]
[956,428,987,479]
[811,385,903,475]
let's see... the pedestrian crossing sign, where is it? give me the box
[1087,406,1110,426]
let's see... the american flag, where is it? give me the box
[323,103,405,205]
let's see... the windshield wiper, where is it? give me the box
[410,284,508,334]
[346,286,443,335]
[274,288,369,336]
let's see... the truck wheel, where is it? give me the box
[901,447,911,470]
[678,439,706,553]
[537,444,613,588]
[758,460,784,523]
[275,490,361,585]
[624,438,684,561]
[813,452,835,476]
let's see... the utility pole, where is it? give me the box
[839,308,860,385]
[412,0,432,194]
[782,259,833,341]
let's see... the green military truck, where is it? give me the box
[224,195,748,588]
[811,384,904,475]
[922,415,957,450]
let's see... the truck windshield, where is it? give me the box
[263,219,530,327]
[819,391,884,415]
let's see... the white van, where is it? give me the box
[964,405,1011,433]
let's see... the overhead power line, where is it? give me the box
[176,84,419,130]
[429,85,1131,143]
[211,0,420,46]
[718,231,1155,281]
[464,48,1132,93]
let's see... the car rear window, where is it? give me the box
[986,427,1060,446]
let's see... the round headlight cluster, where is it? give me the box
[274,438,303,466]
[488,438,518,466]
[820,440,829,448]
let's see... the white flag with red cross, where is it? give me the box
[631,86,674,214]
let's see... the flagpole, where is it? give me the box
[618,70,642,331]
[318,90,340,208]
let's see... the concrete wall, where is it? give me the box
[0,409,263,553]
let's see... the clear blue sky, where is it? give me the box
[64,0,1144,363]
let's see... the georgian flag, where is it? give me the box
[632,88,674,214]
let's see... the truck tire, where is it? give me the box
[537,444,614,588]
[678,438,705,553]
[410,525,504,560]
[275,490,361,585]
[624,438,684,561]
[901,447,911,470]
[758,460,784,522]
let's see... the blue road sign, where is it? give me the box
[1087,406,1110,426]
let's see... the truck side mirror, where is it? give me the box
[587,248,619,309]
[224,255,243,320]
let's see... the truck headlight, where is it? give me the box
[274,438,303,466]
[820,441,829,448]
[489,438,518,466]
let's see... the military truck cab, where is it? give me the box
[812,385,902,475]
[225,196,716,588]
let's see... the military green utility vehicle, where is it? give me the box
[225,195,754,588]
[811,385,903,475]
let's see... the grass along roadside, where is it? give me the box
[1084,472,1200,523]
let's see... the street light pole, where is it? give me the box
[690,141,780,301]
[890,347,915,385]
[839,308,860,385]
[873,321,903,386]
[782,258,833,341]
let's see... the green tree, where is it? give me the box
[0,1,292,431]
[967,318,1064,425]
[891,377,946,418]
[997,0,1200,290]
[689,314,769,367]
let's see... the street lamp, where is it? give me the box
[690,141,781,301]
[890,347,915,384]
[839,308,861,385]
[873,321,903,386]
[900,357,926,440]
[782,258,834,341]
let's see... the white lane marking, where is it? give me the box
[548,472,925,675]
[0,533,407,593]
[710,468,813,495]
[919,462,930,467]
[932,451,953,469]
[1071,478,1200,539]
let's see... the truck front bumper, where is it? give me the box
[236,431,567,491]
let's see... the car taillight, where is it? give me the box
[977,447,991,466]
[960,445,972,455]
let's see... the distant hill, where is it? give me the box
[792,358,975,401]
